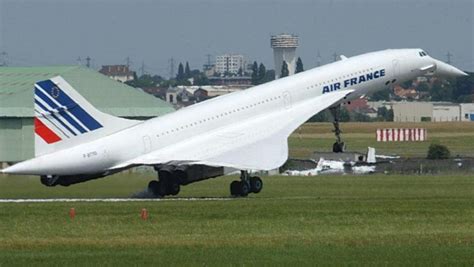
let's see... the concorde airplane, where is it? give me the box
[1,49,467,197]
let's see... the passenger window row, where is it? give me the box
[156,95,283,137]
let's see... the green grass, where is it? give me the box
[290,122,474,158]
[1,173,473,265]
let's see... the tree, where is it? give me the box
[258,63,266,84]
[427,143,450,159]
[176,63,184,81]
[264,70,275,83]
[237,67,243,76]
[339,107,351,122]
[370,88,390,101]
[308,109,331,122]
[351,112,371,122]
[454,72,474,102]
[430,80,453,101]
[280,61,289,78]
[417,82,430,92]
[295,57,304,73]
[185,62,191,79]
[251,61,259,85]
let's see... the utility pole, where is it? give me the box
[332,52,338,62]
[446,51,452,64]
[85,56,91,68]
[76,56,82,65]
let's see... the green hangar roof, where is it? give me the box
[0,66,174,118]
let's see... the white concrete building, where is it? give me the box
[460,103,474,121]
[271,34,299,79]
[215,54,246,75]
[393,102,432,122]
[392,102,468,122]
[432,103,460,122]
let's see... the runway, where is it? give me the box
[0,197,234,203]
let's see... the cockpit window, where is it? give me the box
[419,50,428,57]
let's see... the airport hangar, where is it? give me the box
[0,66,175,167]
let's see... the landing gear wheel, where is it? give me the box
[148,180,160,196]
[240,181,250,197]
[168,181,180,196]
[156,181,168,197]
[250,176,263,193]
[40,175,59,187]
[230,181,241,196]
[332,142,346,153]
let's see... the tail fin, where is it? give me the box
[34,76,141,156]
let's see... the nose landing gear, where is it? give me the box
[230,171,263,197]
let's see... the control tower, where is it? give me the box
[271,34,299,79]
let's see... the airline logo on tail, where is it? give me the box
[34,79,103,144]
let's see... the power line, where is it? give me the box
[332,52,338,62]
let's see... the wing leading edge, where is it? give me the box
[113,90,354,171]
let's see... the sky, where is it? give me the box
[1,0,473,77]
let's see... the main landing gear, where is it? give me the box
[230,171,263,197]
[148,170,180,197]
[330,105,346,153]
[147,168,262,198]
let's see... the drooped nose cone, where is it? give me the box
[434,59,468,77]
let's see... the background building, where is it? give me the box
[215,54,247,75]
[99,65,135,82]
[271,34,299,78]
[460,103,474,121]
[0,66,174,164]
[392,102,468,122]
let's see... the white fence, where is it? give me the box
[376,128,427,142]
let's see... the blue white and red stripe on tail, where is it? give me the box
[34,79,103,144]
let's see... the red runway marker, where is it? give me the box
[141,208,148,220]
[69,208,76,220]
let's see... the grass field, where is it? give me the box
[289,122,474,158]
[1,173,473,265]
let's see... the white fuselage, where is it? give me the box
[6,49,441,175]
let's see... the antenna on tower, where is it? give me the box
[446,51,453,64]
[85,56,91,68]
